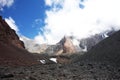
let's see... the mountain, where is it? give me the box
[21,36,78,55]
[56,36,77,54]
[79,33,107,51]
[37,32,114,55]
[22,30,115,55]
[45,36,77,55]
[80,30,120,66]
[20,36,48,53]
[79,30,116,51]
[0,16,39,66]
[0,16,25,49]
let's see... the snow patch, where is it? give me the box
[71,38,80,47]
[49,58,57,63]
[103,34,109,38]
[82,46,87,52]
[39,60,46,64]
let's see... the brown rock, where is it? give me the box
[0,16,39,66]
[63,36,76,53]
[57,56,71,64]
[0,42,39,66]
[0,16,25,49]
[56,36,76,55]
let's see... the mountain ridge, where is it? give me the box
[79,30,120,66]
[0,16,25,49]
[22,30,115,55]
[0,16,39,66]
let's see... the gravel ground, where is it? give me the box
[0,62,120,80]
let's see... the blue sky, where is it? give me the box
[0,0,120,44]
[0,0,47,38]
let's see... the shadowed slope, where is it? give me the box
[80,30,120,66]
[0,42,39,66]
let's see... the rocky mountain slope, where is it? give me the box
[80,30,120,66]
[0,16,39,66]
[22,30,115,55]
[45,36,78,55]
[0,16,25,49]
[79,30,115,51]
[0,42,39,66]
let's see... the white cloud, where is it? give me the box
[0,0,14,11]
[34,33,46,44]
[5,17,19,33]
[35,0,120,44]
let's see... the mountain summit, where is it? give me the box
[44,36,78,55]
[57,36,77,54]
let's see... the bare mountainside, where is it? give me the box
[80,30,120,66]
[0,42,39,66]
[0,16,25,49]
[0,16,39,66]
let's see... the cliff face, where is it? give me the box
[45,36,77,55]
[59,36,76,54]
[0,16,25,49]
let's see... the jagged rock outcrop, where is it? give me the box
[45,36,77,55]
[0,16,25,49]
[59,36,76,54]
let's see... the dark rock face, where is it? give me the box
[80,34,104,51]
[80,30,120,66]
[79,30,116,51]
[0,16,25,49]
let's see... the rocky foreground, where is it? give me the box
[0,61,120,80]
